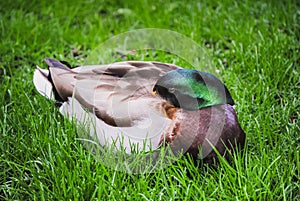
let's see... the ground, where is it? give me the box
[0,0,299,200]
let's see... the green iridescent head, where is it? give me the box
[153,69,234,110]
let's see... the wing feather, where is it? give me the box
[34,59,182,153]
[43,60,181,127]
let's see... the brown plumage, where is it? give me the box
[33,58,245,165]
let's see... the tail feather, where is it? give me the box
[44,58,72,71]
[33,67,55,100]
[33,58,76,102]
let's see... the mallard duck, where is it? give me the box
[33,58,245,165]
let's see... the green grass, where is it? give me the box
[0,0,299,200]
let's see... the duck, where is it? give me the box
[33,58,245,165]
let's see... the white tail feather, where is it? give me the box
[33,66,54,100]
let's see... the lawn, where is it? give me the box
[0,0,299,200]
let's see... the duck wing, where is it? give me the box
[34,58,181,152]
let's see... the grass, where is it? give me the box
[0,0,299,200]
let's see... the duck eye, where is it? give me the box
[196,97,207,105]
[168,88,175,93]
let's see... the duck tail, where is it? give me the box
[33,66,55,100]
[33,58,74,103]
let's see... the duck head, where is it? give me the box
[153,69,235,110]
[153,69,245,164]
